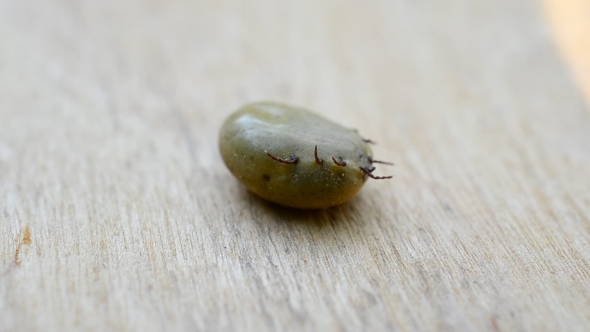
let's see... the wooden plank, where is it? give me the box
[1,0,589,331]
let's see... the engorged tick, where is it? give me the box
[219,101,393,209]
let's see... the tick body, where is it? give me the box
[219,102,391,209]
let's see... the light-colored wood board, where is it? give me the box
[1,0,590,331]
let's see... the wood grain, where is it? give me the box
[1,0,590,331]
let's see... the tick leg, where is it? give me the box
[265,151,299,164]
[372,160,394,166]
[332,156,347,167]
[368,157,394,166]
[314,145,323,165]
[359,166,393,179]
[363,138,377,144]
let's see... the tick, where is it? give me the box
[218,101,393,209]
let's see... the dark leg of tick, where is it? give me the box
[265,151,299,164]
[368,156,394,166]
[332,156,347,167]
[314,145,323,165]
[359,166,393,179]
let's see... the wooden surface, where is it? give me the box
[1,0,590,331]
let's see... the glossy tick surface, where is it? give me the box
[219,101,392,209]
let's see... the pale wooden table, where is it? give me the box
[1,0,590,331]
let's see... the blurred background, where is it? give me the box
[1,0,589,331]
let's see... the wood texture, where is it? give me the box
[1,0,590,331]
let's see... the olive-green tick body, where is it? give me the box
[219,102,391,209]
